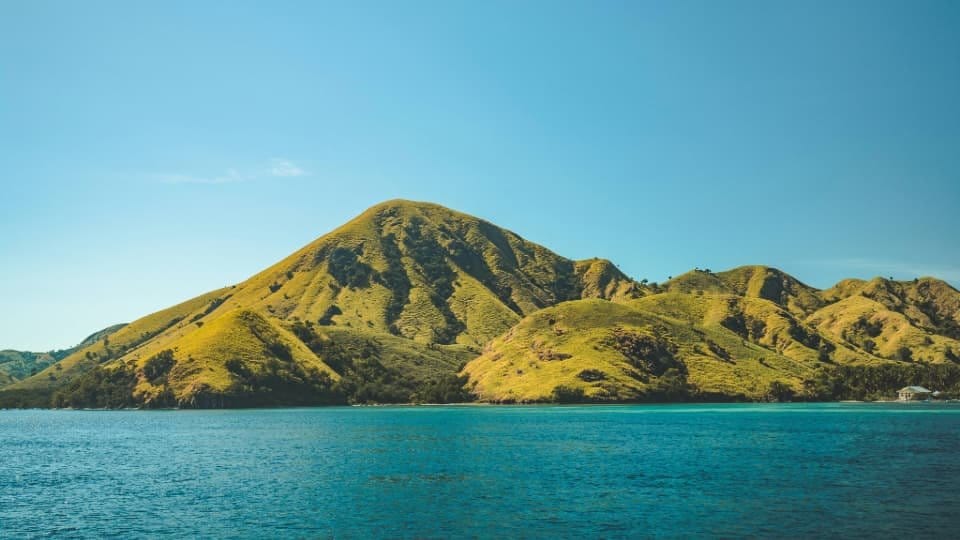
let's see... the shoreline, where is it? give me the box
[4,399,958,412]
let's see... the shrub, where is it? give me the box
[894,346,914,362]
[853,317,883,338]
[606,327,685,376]
[818,342,835,363]
[143,350,176,384]
[265,341,293,363]
[413,374,474,403]
[317,305,342,326]
[551,385,587,403]
[577,369,606,382]
[765,380,794,402]
[225,358,250,378]
[328,247,373,288]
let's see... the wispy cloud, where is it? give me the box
[154,168,250,185]
[269,158,307,177]
[800,257,960,282]
[154,159,308,185]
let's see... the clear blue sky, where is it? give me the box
[2,0,958,350]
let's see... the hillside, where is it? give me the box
[463,295,844,403]
[465,271,960,402]
[665,266,825,316]
[0,351,56,387]
[462,298,806,402]
[0,324,127,389]
[3,200,641,407]
[3,200,958,408]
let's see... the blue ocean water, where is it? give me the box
[1,403,958,538]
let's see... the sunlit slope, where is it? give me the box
[807,295,960,363]
[666,266,824,316]
[10,200,640,406]
[462,298,825,402]
[124,308,476,406]
[10,289,229,391]
[0,324,128,389]
[820,277,960,339]
[125,309,338,406]
[8,200,957,407]
[664,268,960,360]
[630,293,875,365]
[575,258,642,302]
[175,199,641,349]
[464,272,960,402]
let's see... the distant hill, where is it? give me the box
[0,351,56,386]
[0,324,127,389]
[2,201,958,408]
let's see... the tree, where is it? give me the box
[551,385,587,403]
[646,368,690,401]
[143,350,176,384]
[765,380,794,402]
[894,346,914,362]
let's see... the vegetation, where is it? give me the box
[605,326,685,377]
[3,200,959,408]
[142,349,176,384]
[801,364,960,401]
[0,323,128,389]
[327,247,374,288]
[52,365,138,409]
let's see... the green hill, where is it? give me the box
[4,200,640,407]
[3,200,958,408]
[666,265,825,316]
[0,351,56,387]
[465,272,960,402]
[463,294,849,403]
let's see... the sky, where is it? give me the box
[1,0,958,350]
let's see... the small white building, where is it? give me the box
[898,386,933,401]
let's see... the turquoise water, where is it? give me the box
[1,403,958,538]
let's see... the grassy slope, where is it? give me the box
[8,200,640,406]
[667,265,824,316]
[213,199,639,347]
[630,293,873,365]
[0,324,128,389]
[821,277,960,337]
[806,295,960,363]
[130,309,338,405]
[6,201,957,407]
[308,326,477,386]
[462,298,827,402]
[575,258,644,302]
[465,270,960,402]
[9,288,230,391]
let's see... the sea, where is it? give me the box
[2,403,958,538]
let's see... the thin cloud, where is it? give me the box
[269,158,307,177]
[154,159,308,185]
[154,168,250,185]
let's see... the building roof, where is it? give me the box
[899,386,932,393]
